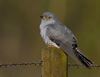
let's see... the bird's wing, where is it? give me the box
[46,23,77,48]
[46,23,78,57]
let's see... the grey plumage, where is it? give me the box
[40,12,93,68]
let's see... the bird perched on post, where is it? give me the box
[39,11,93,68]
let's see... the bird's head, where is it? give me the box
[40,12,57,24]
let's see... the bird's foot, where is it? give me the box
[47,45,55,48]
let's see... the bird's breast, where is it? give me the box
[40,24,59,48]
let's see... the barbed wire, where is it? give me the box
[68,64,100,68]
[0,61,42,68]
[0,61,99,68]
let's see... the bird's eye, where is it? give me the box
[48,16,52,19]
[40,16,43,19]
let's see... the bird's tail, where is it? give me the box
[73,48,93,68]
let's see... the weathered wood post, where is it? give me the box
[41,47,68,77]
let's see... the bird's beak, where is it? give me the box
[40,15,43,19]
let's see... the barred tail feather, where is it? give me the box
[74,48,93,68]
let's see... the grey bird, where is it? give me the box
[40,11,93,68]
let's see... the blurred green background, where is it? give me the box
[0,0,99,77]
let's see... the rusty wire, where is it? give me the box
[0,61,99,68]
[0,61,42,68]
[68,64,100,68]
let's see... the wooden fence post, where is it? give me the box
[41,47,68,77]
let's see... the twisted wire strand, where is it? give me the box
[0,61,42,68]
[68,64,100,68]
[0,61,99,68]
